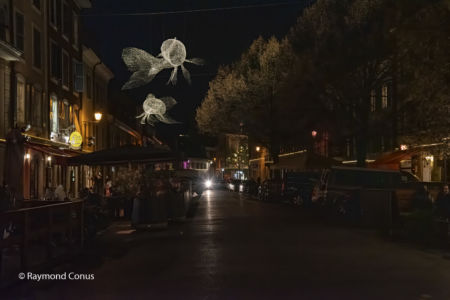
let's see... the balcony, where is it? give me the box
[0,25,22,62]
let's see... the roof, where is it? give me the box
[368,148,422,170]
[272,151,341,170]
[67,145,176,165]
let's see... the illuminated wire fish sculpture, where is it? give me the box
[122,38,204,89]
[136,93,180,125]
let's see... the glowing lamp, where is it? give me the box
[94,112,102,121]
[400,144,408,151]
[256,146,261,152]
[47,156,52,162]
[311,130,318,138]
[24,153,30,160]
[205,180,212,188]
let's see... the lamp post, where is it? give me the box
[83,112,103,150]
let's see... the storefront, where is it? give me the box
[23,139,84,200]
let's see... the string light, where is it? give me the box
[80,1,313,17]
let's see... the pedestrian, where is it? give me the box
[44,187,54,201]
[54,185,67,201]
[105,176,112,197]
[435,184,450,219]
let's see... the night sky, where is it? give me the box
[81,0,313,139]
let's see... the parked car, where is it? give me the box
[228,180,244,192]
[243,179,258,196]
[311,166,423,218]
[283,172,320,207]
[215,179,228,190]
[258,179,283,202]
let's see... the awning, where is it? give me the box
[25,141,84,165]
[368,148,422,170]
[26,143,73,157]
[67,145,176,165]
[272,151,341,170]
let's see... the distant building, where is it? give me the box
[217,133,248,180]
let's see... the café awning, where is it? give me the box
[67,145,176,165]
[368,148,422,170]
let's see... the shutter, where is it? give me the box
[73,61,84,92]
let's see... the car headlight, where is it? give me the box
[205,180,212,188]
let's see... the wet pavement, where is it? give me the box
[5,189,450,299]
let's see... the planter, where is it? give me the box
[167,189,192,222]
[131,194,168,229]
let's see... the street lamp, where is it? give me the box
[83,112,103,150]
[94,112,103,121]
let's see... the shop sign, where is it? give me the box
[69,131,83,149]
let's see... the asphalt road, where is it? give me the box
[6,190,450,300]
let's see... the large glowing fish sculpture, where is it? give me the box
[122,38,204,89]
[136,93,180,125]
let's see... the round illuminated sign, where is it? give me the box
[69,131,83,149]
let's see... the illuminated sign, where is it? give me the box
[69,131,82,149]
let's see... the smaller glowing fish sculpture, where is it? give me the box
[122,38,204,89]
[136,93,180,125]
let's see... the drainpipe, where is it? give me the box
[8,0,16,129]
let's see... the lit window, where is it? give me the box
[50,95,59,134]
[382,85,388,109]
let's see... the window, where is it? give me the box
[31,86,42,127]
[86,71,92,98]
[62,51,70,88]
[73,60,84,92]
[72,11,78,48]
[32,26,42,69]
[69,105,73,124]
[62,1,71,38]
[49,0,59,28]
[16,76,26,124]
[50,95,58,134]
[382,85,388,109]
[32,0,41,11]
[370,89,376,112]
[64,102,70,127]
[14,11,24,51]
[51,41,61,79]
